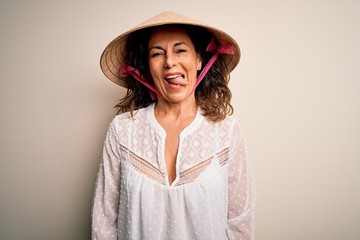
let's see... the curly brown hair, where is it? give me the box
[115,24,233,122]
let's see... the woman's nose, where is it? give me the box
[164,52,177,68]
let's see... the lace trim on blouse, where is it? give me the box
[119,144,166,185]
[119,144,229,186]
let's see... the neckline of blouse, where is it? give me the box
[147,103,204,138]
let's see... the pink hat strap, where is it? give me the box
[193,38,234,91]
[120,65,159,100]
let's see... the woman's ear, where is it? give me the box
[197,55,202,71]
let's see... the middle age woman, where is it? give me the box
[92,11,255,240]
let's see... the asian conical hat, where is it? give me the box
[100,11,240,87]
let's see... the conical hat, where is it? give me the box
[100,11,241,87]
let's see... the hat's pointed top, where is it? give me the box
[134,11,204,29]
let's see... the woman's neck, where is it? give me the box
[154,97,198,130]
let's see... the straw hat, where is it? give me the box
[100,11,241,88]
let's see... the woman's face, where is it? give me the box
[148,26,202,104]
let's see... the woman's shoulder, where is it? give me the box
[111,105,152,126]
[210,114,239,129]
[211,115,245,139]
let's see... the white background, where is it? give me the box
[1,0,359,239]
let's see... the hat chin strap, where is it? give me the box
[120,65,160,100]
[120,38,234,100]
[192,38,234,94]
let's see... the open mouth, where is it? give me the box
[164,74,186,86]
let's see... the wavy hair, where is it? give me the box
[115,24,233,122]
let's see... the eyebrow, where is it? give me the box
[149,41,188,51]
[174,42,187,47]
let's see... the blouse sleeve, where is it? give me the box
[91,119,121,240]
[226,120,256,240]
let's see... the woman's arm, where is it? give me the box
[226,120,256,240]
[92,120,121,240]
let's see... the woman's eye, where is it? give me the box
[150,52,163,58]
[176,48,186,53]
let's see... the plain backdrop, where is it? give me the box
[1,0,359,239]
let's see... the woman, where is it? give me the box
[92,11,255,240]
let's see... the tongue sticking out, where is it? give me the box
[165,75,187,86]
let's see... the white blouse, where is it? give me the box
[92,104,255,240]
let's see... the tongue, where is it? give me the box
[167,76,187,85]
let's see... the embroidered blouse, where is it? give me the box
[92,104,255,240]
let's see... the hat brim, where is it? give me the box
[100,11,241,88]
